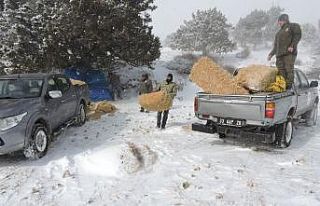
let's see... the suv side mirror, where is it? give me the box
[310,81,318,88]
[48,90,62,99]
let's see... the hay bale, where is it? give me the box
[189,57,249,95]
[87,111,103,121]
[70,79,86,86]
[138,91,173,112]
[96,101,117,113]
[87,101,117,121]
[234,65,278,92]
[88,103,99,112]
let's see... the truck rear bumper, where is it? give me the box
[192,123,216,134]
[192,123,275,144]
[216,126,275,144]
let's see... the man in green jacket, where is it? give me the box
[268,14,302,89]
[138,73,153,112]
[156,73,178,129]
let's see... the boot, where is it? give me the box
[157,112,162,128]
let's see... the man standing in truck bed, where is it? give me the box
[268,14,302,89]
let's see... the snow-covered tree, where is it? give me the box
[301,23,319,45]
[234,9,269,47]
[0,0,41,73]
[0,0,160,73]
[264,6,284,42]
[0,0,4,11]
[169,8,235,55]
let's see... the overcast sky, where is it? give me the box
[151,0,320,40]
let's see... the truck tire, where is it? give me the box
[276,119,293,148]
[75,102,86,127]
[23,123,50,159]
[306,102,318,127]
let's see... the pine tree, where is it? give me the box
[169,8,235,55]
[0,0,161,73]
[301,23,319,45]
[264,6,284,42]
[0,0,40,73]
[234,9,269,47]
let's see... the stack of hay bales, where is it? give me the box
[138,91,173,112]
[87,101,117,120]
[189,57,249,95]
[234,65,278,92]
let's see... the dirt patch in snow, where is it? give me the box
[120,142,158,174]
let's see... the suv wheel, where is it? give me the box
[218,133,226,139]
[23,123,50,159]
[75,103,86,126]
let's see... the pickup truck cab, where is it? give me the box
[192,69,319,148]
[0,73,90,159]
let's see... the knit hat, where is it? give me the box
[278,14,289,22]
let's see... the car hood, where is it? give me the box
[0,98,41,118]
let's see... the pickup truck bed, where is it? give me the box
[195,91,295,127]
[192,69,319,147]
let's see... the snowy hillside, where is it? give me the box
[0,48,319,206]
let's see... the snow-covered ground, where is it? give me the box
[0,48,319,206]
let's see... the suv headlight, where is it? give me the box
[0,112,27,131]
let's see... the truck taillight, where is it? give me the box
[194,97,199,112]
[265,102,275,119]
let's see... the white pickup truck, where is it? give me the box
[192,69,319,148]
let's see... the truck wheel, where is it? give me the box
[276,120,293,148]
[23,123,50,160]
[306,102,318,127]
[75,103,86,126]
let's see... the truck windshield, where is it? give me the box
[0,79,43,99]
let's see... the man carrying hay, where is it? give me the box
[268,14,302,89]
[138,73,153,112]
[156,73,178,129]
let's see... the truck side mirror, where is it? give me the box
[310,81,318,88]
[48,90,63,99]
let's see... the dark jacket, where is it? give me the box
[139,79,153,94]
[269,23,302,57]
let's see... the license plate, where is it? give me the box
[218,118,246,127]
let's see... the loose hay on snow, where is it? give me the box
[138,91,173,112]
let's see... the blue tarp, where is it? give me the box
[64,67,113,102]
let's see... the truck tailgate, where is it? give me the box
[197,95,267,121]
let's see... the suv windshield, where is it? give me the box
[0,79,44,99]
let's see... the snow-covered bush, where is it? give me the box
[166,54,198,74]
[236,47,251,59]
